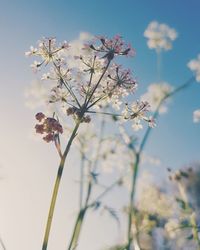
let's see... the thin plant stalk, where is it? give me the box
[126,76,195,249]
[42,56,113,250]
[156,49,162,82]
[67,118,105,250]
[177,182,200,248]
[191,213,200,249]
[0,236,6,250]
[42,119,82,250]
[79,152,85,210]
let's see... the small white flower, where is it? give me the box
[193,109,200,123]
[148,116,156,128]
[122,101,154,131]
[132,118,143,131]
[144,21,178,51]
[49,87,69,103]
[30,60,41,72]
[25,46,37,56]
[141,82,173,114]
[41,73,51,80]
[188,54,200,82]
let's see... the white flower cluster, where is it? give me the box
[188,54,200,82]
[122,101,156,131]
[26,33,154,133]
[144,21,178,51]
[141,82,173,114]
[193,109,200,123]
[188,55,200,123]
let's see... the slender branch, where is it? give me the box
[85,110,122,117]
[83,56,96,106]
[85,60,111,107]
[177,182,200,248]
[156,50,162,81]
[67,117,105,250]
[79,152,85,210]
[88,176,123,209]
[126,154,140,250]
[139,76,195,153]
[52,61,81,108]
[0,236,6,250]
[126,76,195,249]
[42,119,82,250]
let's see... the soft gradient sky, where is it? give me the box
[0,1,200,250]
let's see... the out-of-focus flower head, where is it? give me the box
[165,218,180,239]
[144,21,178,51]
[141,82,173,114]
[136,171,174,218]
[193,109,200,123]
[188,54,200,82]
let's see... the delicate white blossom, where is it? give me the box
[188,54,200,82]
[122,101,155,131]
[193,109,200,123]
[144,21,178,51]
[141,82,173,114]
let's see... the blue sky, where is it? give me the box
[2,0,199,166]
[0,1,200,250]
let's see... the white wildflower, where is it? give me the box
[141,82,173,114]
[25,46,37,56]
[193,109,200,123]
[188,54,200,82]
[122,101,154,131]
[144,21,178,51]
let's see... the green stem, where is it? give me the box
[85,60,111,107]
[190,213,200,249]
[67,117,105,249]
[79,153,85,210]
[156,50,162,82]
[0,236,6,250]
[127,154,140,250]
[126,76,195,249]
[178,183,200,248]
[67,209,87,250]
[42,119,82,250]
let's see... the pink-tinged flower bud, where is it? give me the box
[35,113,63,143]
[83,115,91,123]
[67,107,77,116]
[148,117,156,128]
[35,124,45,134]
[84,35,135,61]
[43,133,54,143]
[35,112,45,122]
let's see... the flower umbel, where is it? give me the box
[26,37,69,69]
[123,101,155,131]
[85,35,135,60]
[144,21,178,51]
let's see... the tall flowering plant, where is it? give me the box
[26,35,153,250]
